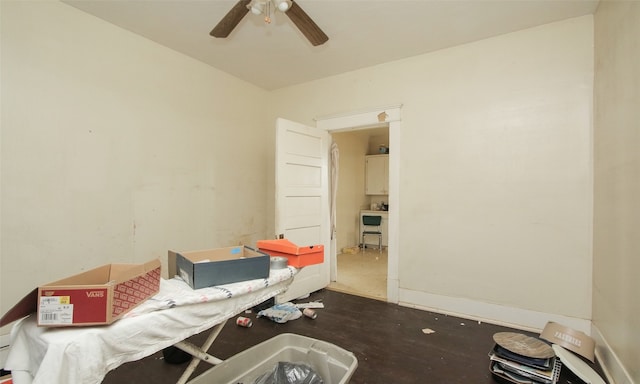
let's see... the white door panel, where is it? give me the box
[275,118,330,302]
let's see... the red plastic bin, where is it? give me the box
[257,239,324,268]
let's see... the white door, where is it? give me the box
[275,118,331,302]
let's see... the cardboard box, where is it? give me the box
[0,259,161,328]
[169,246,270,289]
[257,239,324,268]
[540,321,595,362]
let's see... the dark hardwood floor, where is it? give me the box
[102,289,606,384]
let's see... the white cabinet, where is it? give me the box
[365,155,389,195]
[359,210,388,247]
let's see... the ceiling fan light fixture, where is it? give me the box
[250,1,264,15]
[275,0,291,12]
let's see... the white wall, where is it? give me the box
[268,16,594,331]
[593,1,640,383]
[0,1,269,335]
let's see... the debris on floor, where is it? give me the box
[422,328,436,334]
[294,301,324,309]
[236,316,253,327]
[257,302,302,323]
[341,246,359,254]
[302,308,318,319]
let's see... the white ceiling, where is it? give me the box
[63,0,599,90]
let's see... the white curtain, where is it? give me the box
[330,141,339,240]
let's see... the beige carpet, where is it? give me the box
[327,248,388,301]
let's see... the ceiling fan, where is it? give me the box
[210,0,329,46]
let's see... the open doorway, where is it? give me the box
[316,104,401,304]
[327,126,389,301]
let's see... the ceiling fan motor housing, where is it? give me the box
[211,0,328,46]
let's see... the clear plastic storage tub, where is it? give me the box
[187,333,358,384]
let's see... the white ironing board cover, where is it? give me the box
[5,267,297,384]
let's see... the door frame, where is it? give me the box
[316,105,402,303]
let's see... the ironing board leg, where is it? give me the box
[174,319,228,384]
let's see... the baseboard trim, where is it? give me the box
[398,288,591,334]
[591,324,634,384]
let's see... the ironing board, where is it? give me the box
[4,266,298,384]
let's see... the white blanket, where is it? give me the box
[5,267,297,384]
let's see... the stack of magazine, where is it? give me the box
[489,332,561,384]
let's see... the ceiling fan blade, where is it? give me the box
[210,0,251,38]
[285,1,328,46]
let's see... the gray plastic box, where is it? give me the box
[188,333,358,384]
